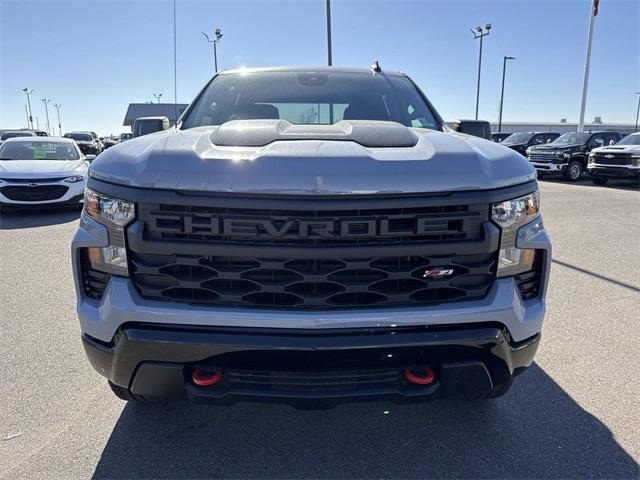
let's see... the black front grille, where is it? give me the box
[138,202,488,247]
[130,252,496,309]
[78,144,98,154]
[0,185,68,201]
[226,368,400,394]
[0,177,67,183]
[528,152,557,162]
[593,152,631,165]
[128,193,501,309]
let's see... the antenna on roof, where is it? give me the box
[370,59,381,74]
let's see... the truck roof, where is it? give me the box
[217,66,407,77]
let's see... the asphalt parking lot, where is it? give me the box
[0,178,638,480]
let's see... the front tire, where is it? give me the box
[592,177,608,185]
[563,160,583,181]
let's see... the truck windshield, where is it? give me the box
[181,71,441,130]
[616,134,640,145]
[502,132,534,144]
[64,133,92,142]
[551,132,590,146]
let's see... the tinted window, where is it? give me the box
[588,134,605,146]
[503,132,534,144]
[552,132,590,145]
[64,133,92,141]
[182,71,440,130]
[1,132,34,140]
[603,133,619,145]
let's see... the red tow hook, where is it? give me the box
[192,368,223,386]
[404,367,435,385]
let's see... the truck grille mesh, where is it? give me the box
[592,152,631,165]
[129,197,497,309]
[0,185,68,201]
[527,152,557,162]
[225,368,401,393]
[130,252,496,308]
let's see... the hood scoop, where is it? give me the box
[211,119,419,148]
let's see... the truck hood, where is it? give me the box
[89,120,536,195]
[0,159,87,178]
[592,145,640,154]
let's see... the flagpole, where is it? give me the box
[578,0,597,133]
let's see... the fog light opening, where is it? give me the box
[404,367,435,385]
[191,368,223,387]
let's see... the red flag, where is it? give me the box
[593,0,600,17]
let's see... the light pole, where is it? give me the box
[498,56,516,133]
[153,93,163,103]
[22,88,34,129]
[24,105,30,128]
[326,0,333,66]
[202,28,223,73]
[471,24,491,120]
[635,92,640,132]
[41,98,51,135]
[54,104,62,136]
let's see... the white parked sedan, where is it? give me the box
[0,137,93,210]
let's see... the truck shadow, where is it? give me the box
[92,363,638,479]
[0,207,81,229]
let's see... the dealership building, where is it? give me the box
[487,120,636,135]
[123,103,188,129]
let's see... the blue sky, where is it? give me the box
[1,0,638,135]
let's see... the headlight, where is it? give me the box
[83,189,135,276]
[491,191,540,277]
[85,188,135,226]
[631,153,640,166]
[64,175,85,183]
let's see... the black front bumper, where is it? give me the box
[83,323,539,407]
[588,167,640,179]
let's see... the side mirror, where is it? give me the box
[133,116,171,137]
[547,139,552,143]
[450,120,492,140]
[85,154,96,162]
[609,140,615,145]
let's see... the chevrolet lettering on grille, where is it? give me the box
[147,213,470,240]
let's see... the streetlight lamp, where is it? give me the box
[153,93,163,103]
[54,104,63,136]
[635,92,640,132]
[498,56,516,133]
[470,23,491,120]
[41,98,51,135]
[22,88,34,129]
[202,28,223,73]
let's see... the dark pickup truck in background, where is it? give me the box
[501,132,560,156]
[526,130,622,181]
